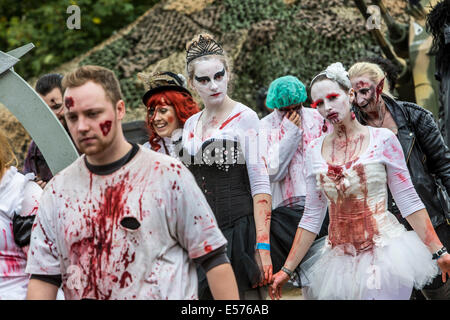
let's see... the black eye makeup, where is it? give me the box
[194,75,210,83]
[214,68,225,80]
[50,103,63,110]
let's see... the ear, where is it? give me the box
[348,88,355,104]
[115,100,126,120]
[376,78,385,95]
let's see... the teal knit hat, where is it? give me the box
[266,75,307,109]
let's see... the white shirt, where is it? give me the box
[142,129,183,159]
[261,107,327,208]
[0,167,41,299]
[182,103,271,197]
[25,147,226,300]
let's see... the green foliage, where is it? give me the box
[227,1,381,109]
[220,0,293,31]
[0,0,158,80]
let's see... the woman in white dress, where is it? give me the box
[0,129,42,299]
[269,63,450,300]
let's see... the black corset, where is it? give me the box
[184,139,254,229]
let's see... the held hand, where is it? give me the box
[286,111,301,127]
[437,253,450,283]
[269,270,290,300]
[256,249,273,287]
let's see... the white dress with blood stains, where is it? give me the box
[0,167,41,299]
[298,126,439,300]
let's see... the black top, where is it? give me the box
[184,139,254,229]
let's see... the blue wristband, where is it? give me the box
[256,243,270,251]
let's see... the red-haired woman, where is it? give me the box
[142,71,200,158]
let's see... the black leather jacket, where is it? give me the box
[355,94,450,228]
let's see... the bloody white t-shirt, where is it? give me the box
[25,146,226,300]
[261,107,328,208]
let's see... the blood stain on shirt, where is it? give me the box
[219,112,243,130]
[69,173,133,299]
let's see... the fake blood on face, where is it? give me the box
[99,120,112,136]
[65,96,74,109]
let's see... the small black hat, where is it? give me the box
[142,71,191,106]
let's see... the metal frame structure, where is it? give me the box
[0,44,78,175]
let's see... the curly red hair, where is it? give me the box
[145,90,200,152]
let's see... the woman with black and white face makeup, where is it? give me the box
[270,62,449,300]
[182,33,273,300]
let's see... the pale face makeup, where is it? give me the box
[148,100,180,138]
[350,75,383,114]
[191,58,228,108]
[311,79,351,125]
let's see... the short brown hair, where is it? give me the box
[0,129,17,178]
[62,65,123,106]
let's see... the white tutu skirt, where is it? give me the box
[299,224,439,300]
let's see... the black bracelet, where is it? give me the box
[281,266,296,280]
[432,246,448,260]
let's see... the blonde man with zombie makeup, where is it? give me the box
[270,62,449,300]
[260,75,330,277]
[141,71,200,158]
[349,61,450,299]
[182,34,273,299]
[25,65,238,300]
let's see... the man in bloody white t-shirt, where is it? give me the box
[25,65,238,300]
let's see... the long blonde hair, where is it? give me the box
[348,62,394,98]
[0,129,17,180]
